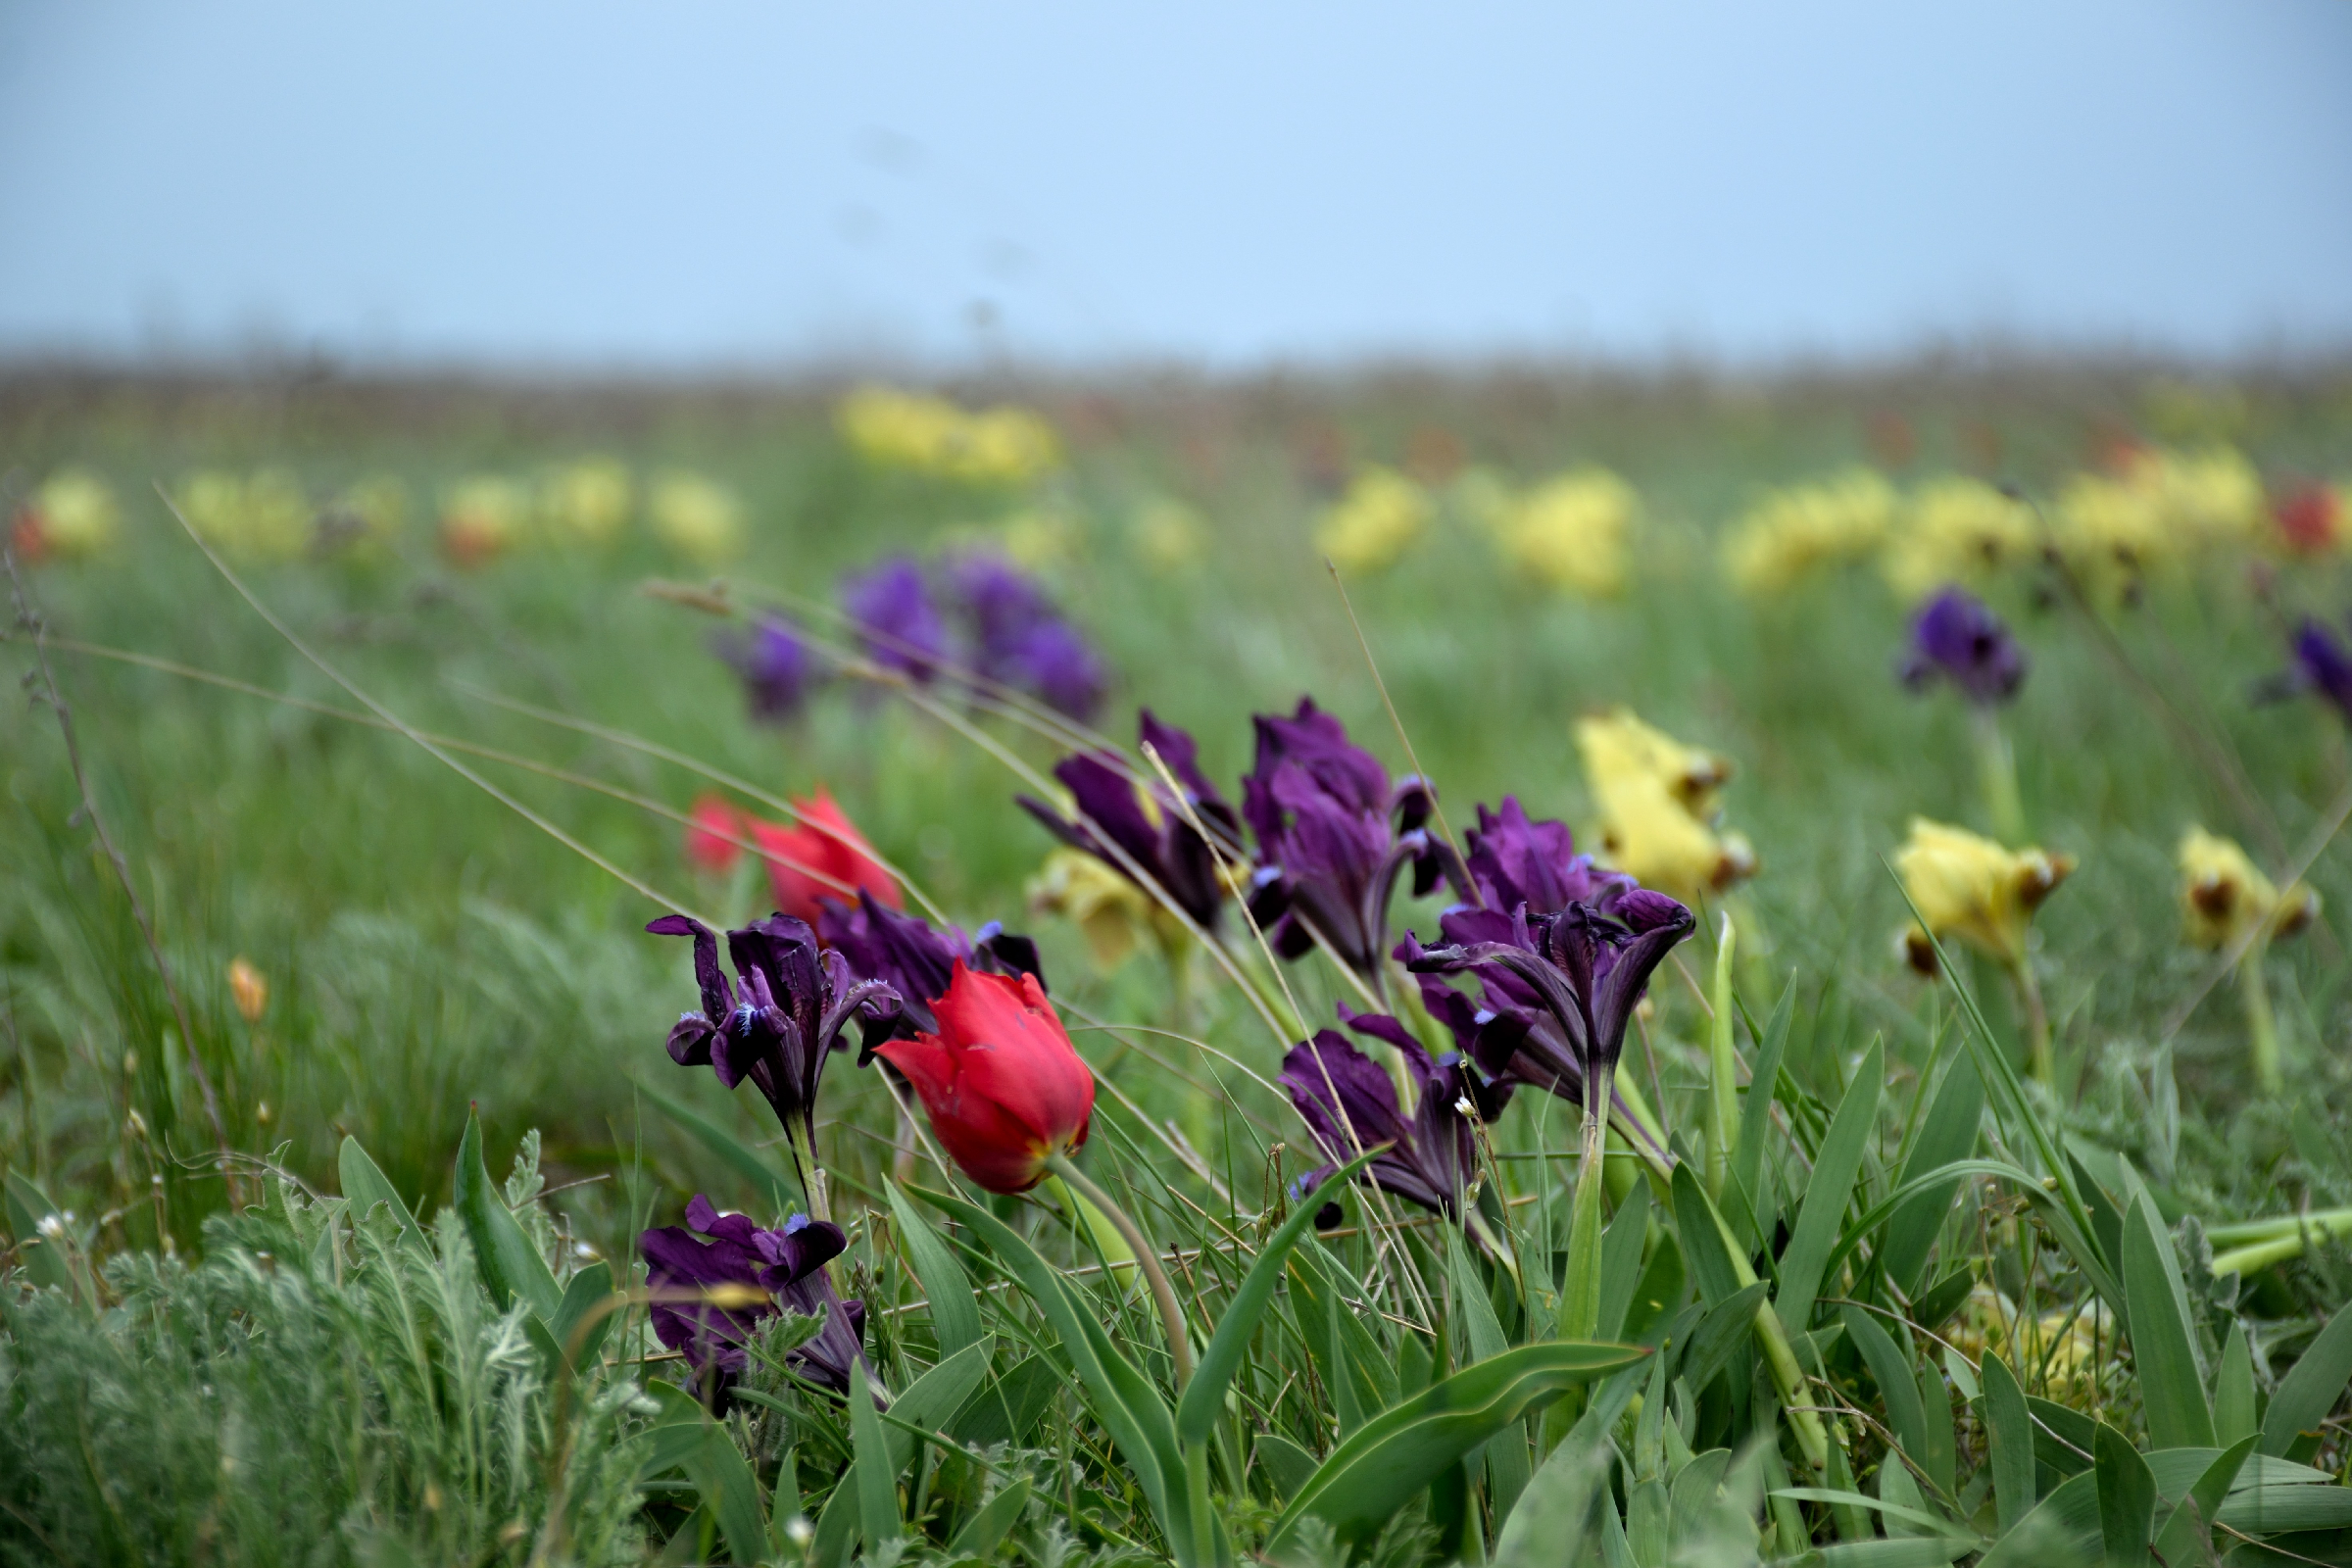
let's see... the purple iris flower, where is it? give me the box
[647,913,903,1178]
[639,1194,869,1402]
[1020,710,1245,931]
[1406,891,1693,1149]
[2265,618,2352,724]
[714,613,818,723]
[1899,588,2029,706]
[817,890,1046,1041]
[842,557,951,682]
[1461,797,1635,914]
[998,619,1106,720]
[949,554,1107,719]
[1242,699,1465,981]
[1280,1004,1510,1226]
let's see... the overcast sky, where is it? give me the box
[1,0,2346,371]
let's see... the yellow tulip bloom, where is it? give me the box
[1027,847,1176,969]
[1315,466,1432,576]
[1575,708,1756,901]
[1892,817,2073,972]
[1721,468,1896,596]
[19,469,122,560]
[2179,826,2317,952]
[1883,476,2039,602]
[540,458,633,544]
[1493,468,1640,598]
[649,473,747,564]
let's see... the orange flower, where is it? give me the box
[748,788,901,924]
[875,961,1093,1194]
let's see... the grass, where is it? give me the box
[4,361,2352,1564]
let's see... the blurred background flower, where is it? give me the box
[649,472,746,563]
[1315,466,1432,576]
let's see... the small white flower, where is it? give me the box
[1453,1096,1476,1119]
[35,1213,65,1241]
[784,1517,814,1546]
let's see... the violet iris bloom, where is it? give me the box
[1243,699,1464,980]
[1461,797,1634,914]
[1020,710,1245,931]
[715,613,817,723]
[951,555,1106,719]
[1406,891,1693,1149]
[1899,588,2029,706]
[842,557,951,682]
[2266,618,2352,724]
[647,913,902,1177]
[817,890,1045,1041]
[639,1195,869,1402]
[1280,1004,1510,1225]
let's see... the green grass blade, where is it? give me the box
[1680,1280,1769,1397]
[2152,1435,2253,1565]
[2092,1422,2154,1568]
[1981,1351,2036,1534]
[949,1477,1032,1559]
[1879,1054,1982,1297]
[336,1135,427,1251]
[848,1358,903,1548]
[683,1422,772,1567]
[1842,1304,1931,1468]
[548,1260,615,1365]
[884,1177,982,1360]
[2121,1192,2214,1449]
[3,1170,78,1297]
[1775,1038,1883,1332]
[1670,1162,1744,1307]
[2214,1321,2257,1446]
[1596,1178,1651,1343]
[2262,1302,2352,1457]
[452,1108,561,1320]
[1559,1152,1608,1338]
[1492,1421,1611,1568]
[1731,981,1797,1248]
[635,1076,798,1219]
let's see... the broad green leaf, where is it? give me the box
[1842,1304,1931,1470]
[1978,1469,2100,1568]
[884,1177,981,1359]
[2263,1302,2352,1457]
[848,1359,902,1548]
[1559,1153,1608,1339]
[1771,1489,1976,1540]
[548,1261,615,1366]
[1777,1039,1884,1333]
[1980,1351,2035,1533]
[873,1341,993,1477]
[2092,1422,2154,1568]
[635,1077,798,1218]
[2030,1396,2098,1477]
[1680,1280,1769,1398]
[2217,1480,2352,1533]
[2,1169,76,1297]
[1446,1229,1528,1523]
[2214,1321,2257,1446]
[2152,1436,2253,1565]
[682,1422,770,1567]
[1176,1153,1372,1446]
[1256,1434,1319,1501]
[336,1136,426,1251]
[2121,1192,2213,1448]
[1670,1162,1744,1308]
[1491,1424,1610,1568]
[1596,1178,1651,1344]
[1879,1054,1982,1297]
[452,1109,561,1320]
[951,1353,1061,1447]
[1731,980,1797,1247]
[1917,1360,1956,1500]
[950,1477,1031,1559]
[1267,1340,1646,1549]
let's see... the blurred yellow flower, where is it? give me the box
[1882,476,2038,601]
[2179,826,2317,951]
[1027,848,1174,969]
[1316,466,1432,576]
[1493,468,1640,598]
[14,469,121,561]
[439,476,531,567]
[1575,708,1757,900]
[2056,445,2268,595]
[998,506,1084,568]
[1948,1284,2115,1408]
[649,473,747,564]
[312,475,407,558]
[1893,817,2073,971]
[540,457,633,544]
[838,386,1063,485]
[1131,497,1209,573]
[226,956,270,1022]
[1721,468,1896,595]
[180,468,314,562]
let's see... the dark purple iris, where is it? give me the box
[950,554,1106,719]
[715,613,817,723]
[1461,797,1634,914]
[647,913,902,1176]
[842,557,951,682]
[1899,588,2029,706]
[817,890,1046,1041]
[2269,618,2352,724]
[1280,1005,1510,1225]
[1405,891,1693,1147]
[639,1194,869,1402]
[1019,710,1245,931]
[1242,699,1464,982]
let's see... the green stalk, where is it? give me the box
[1706,914,1740,1200]
[1974,705,2026,846]
[786,1120,830,1224]
[1558,1114,1608,1341]
[1046,1154,1193,1388]
[2004,956,2052,1090]
[2241,939,2282,1096]
[1690,1174,1834,1476]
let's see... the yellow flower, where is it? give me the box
[649,473,747,564]
[1882,476,2038,601]
[439,476,531,567]
[1316,466,1432,575]
[2179,826,2318,951]
[1892,817,2073,971]
[179,469,313,562]
[837,386,1062,485]
[1131,498,1209,573]
[19,469,122,559]
[1493,468,1640,598]
[226,956,269,1022]
[1720,468,1897,596]
[998,506,1084,568]
[540,458,633,544]
[1575,708,1757,901]
[2056,445,2268,595]
[1027,848,1170,969]
[2136,446,2267,550]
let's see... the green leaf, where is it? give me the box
[548,1261,615,1366]
[848,1358,902,1548]
[1176,1152,1372,1447]
[2263,1303,2352,1457]
[2216,1478,2352,1533]
[1670,1162,1744,1308]
[2030,1396,2099,1478]
[875,1341,993,1477]
[2,1169,76,1297]
[635,1076,798,1218]
[1679,1280,1769,1399]
[1804,1543,1977,1566]
[1559,1153,1608,1340]
[1596,1178,1651,1344]
[1980,1351,2036,1533]
[681,1423,770,1567]
[452,1109,561,1320]
[1880,1054,1982,1297]
[1267,1340,1645,1549]
[1491,1422,1611,1568]
[2093,1422,2154,1568]
[1842,1304,1931,1470]
[1977,1468,2101,1568]
[1771,1489,1975,1540]
[1777,1039,1884,1333]
[1446,1229,1529,1523]
[950,1477,1031,1559]
[884,1177,982,1360]
[336,1136,426,1251]
[1256,1434,1320,1501]
[2121,1192,2214,1448]
[1917,1359,1956,1499]
[2152,1435,2253,1565]
[1732,980,1797,1248]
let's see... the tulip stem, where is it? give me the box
[2004,957,2051,1090]
[1974,706,2026,846]
[1047,1154,1193,1389]
[2240,941,2282,1097]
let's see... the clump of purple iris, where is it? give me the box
[2262,618,2352,724]
[1900,587,2028,706]
[1020,710,1244,932]
[948,553,1105,719]
[1281,1004,1511,1227]
[817,890,1047,1041]
[714,613,818,724]
[842,556,953,683]
[1243,699,1465,982]
[640,1195,870,1403]
[1460,796,1634,914]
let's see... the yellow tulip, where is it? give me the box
[19,469,122,560]
[1721,468,1896,596]
[649,473,747,564]
[540,458,633,544]
[1575,708,1756,901]
[1882,476,2038,602]
[1893,817,2073,972]
[1315,466,1432,576]
[837,386,1062,485]
[1493,468,1640,598]
[1027,848,1174,970]
[440,476,531,567]
[2179,826,2318,952]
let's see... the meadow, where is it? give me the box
[6,361,2352,1565]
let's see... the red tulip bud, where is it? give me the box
[875,960,1093,1194]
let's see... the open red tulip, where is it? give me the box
[874,960,1093,1194]
[750,787,903,924]
[683,793,746,874]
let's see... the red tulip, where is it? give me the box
[874,961,1094,1194]
[684,793,746,874]
[749,787,903,924]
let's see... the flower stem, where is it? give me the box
[1557,1113,1607,1342]
[1047,1153,1193,1388]
[1974,706,2026,846]
[2240,941,2282,1096]
[786,1119,831,1224]
[2006,956,2051,1090]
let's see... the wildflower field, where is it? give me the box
[7,364,2352,1566]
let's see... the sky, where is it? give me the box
[1,0,2347,372]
